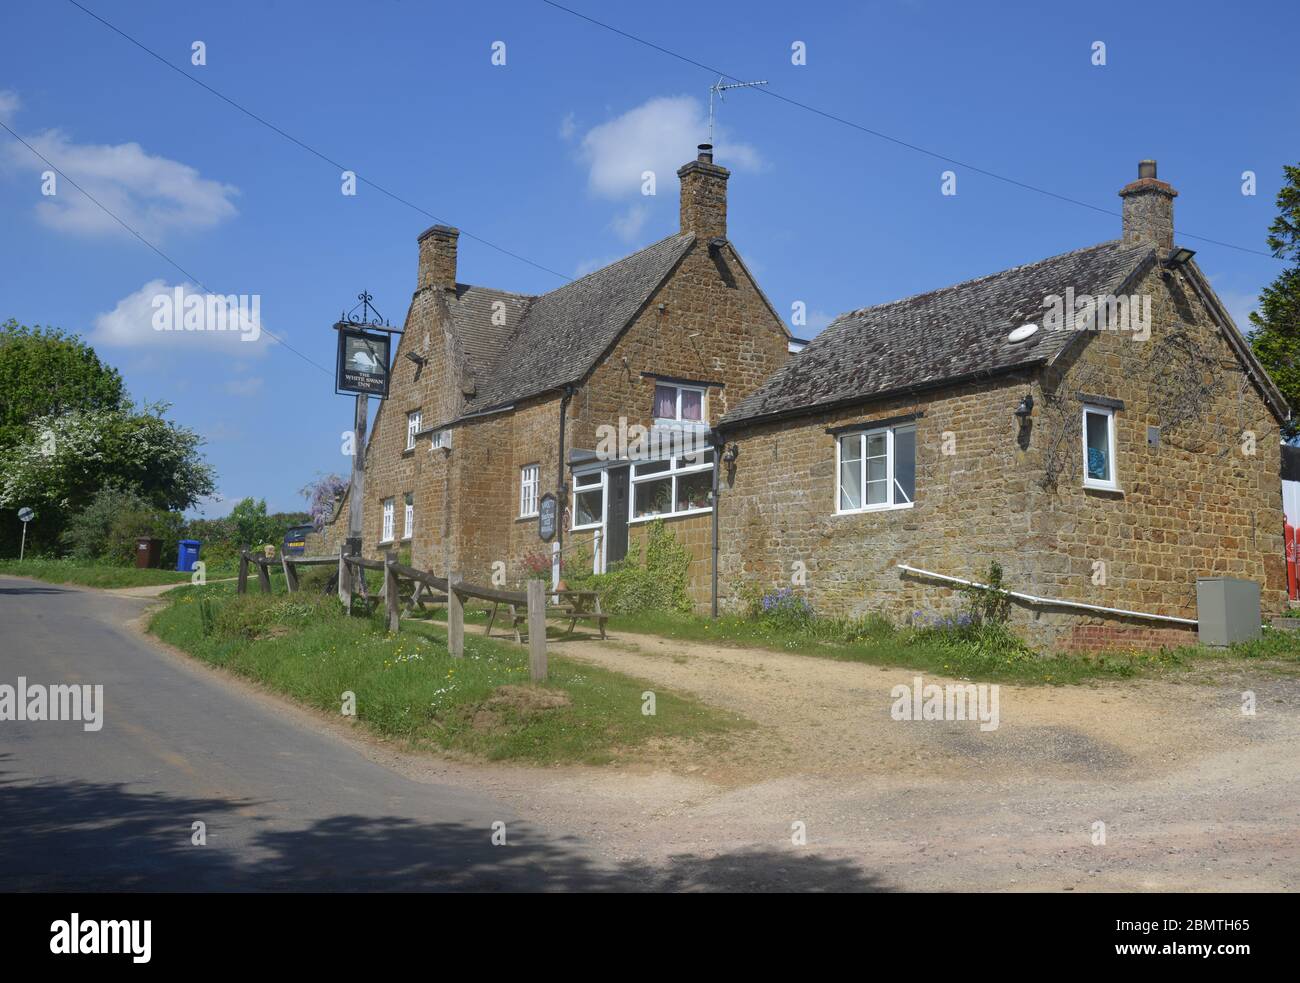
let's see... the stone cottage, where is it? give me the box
[318,145,793,603]
[714,161,1290,650]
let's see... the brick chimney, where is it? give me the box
[1118,160,1177,251]
[417,224,459,290]
[677,144,729,240]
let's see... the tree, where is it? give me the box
[0,402,216,552]
[0,320,127,448]
[1248,164,1300,421]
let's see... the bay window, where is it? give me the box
[631,450,713,520]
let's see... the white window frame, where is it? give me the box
[430,428,446,450]
[835,424,916,514]
[1081,404,1119,490]
[519,464,540,518]
[629,450,714,523]
[380,497,395,543]
[571,468,606,531]
[406,410,422,451]
[652,383,707,424]
[403,492,414,540]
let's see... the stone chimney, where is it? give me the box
[677,144,730,240]
[417,224,459,290]
[1118,160,1177,251]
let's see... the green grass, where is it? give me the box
[601,609,1300,685]
[148,585,743,764]
[0,557,197,589]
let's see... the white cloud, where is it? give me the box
[558,111,577,141]
[609,202,650,242]
[92,280,269,354]
[0,89,20,124]
[578,95,762,200]
[4,126,238,239]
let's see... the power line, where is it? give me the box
[0,119,334,376]
[541,0,1283,262]
[63,0,574,283]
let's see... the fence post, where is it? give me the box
[237,548,249,595]
[256,556,272,595]
[527,579,547,682]
[282,554,299,593]
[384,550,400,633]
[337,543,349,607]
[448,571,464,658]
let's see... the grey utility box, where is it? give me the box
[1196,577,1261,647]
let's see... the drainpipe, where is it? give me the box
[711,430,722,619]
[557,384,576,578]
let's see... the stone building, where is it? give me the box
[317,146,793,602]
[714,161,1290,650]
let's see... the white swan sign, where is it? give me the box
[335,326,391,396]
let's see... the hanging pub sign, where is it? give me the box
[335,324,392,397]
[538,493,558,543]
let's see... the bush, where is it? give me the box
[58,486,152,561]
[565,520,692,614]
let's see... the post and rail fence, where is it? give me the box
[236,545,550,681]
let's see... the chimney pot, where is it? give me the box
[697,143,713,163]
[1138,159,1157,180]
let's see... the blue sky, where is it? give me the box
[2,0,1296,514]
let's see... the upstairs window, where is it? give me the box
[381,497,395,542]
[406,410,422,451]
[520,464,539,518]
[1082,405,1117,490]
[653,383,705,423]
[837,425,915,513]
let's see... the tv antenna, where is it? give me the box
[708,76,768,145]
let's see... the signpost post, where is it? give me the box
[17,507,33,561]
[333,293,399,563]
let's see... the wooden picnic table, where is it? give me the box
[485,587,607,642]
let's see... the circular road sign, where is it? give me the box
[17,507,34,523]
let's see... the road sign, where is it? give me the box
[18,507,33,522]
[17,506,33,561]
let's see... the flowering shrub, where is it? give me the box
[758,587,815,630]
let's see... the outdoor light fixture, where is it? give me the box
[708,236,728,253]
[721,442,739,464]
[404,351,425,366]
[1164,246,1196,268]
[1014,394,1034,418]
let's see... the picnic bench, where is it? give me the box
[484,588,607,642]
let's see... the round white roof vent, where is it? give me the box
[1008,323,1039,343]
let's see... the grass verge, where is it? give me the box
[148,585,743,764]
[601,610,1300,685]
[0,558,196,589]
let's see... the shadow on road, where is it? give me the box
[0,584,73,595]
[0,762,888,892]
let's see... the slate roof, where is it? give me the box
[720,239,1157,427]
[449,232,694,416]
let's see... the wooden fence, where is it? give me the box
[237,546,549,681]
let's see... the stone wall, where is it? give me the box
[716,261,1285,652]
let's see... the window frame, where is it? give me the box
[834,424,916,515]
[652,383,707,424]
[1081,404,1119,491]
[402,492,414,540]
[380,497,395,543]
[519,463,540,518]
[629,449,714,524]
[405,409,422,451]
[571,468,606,531]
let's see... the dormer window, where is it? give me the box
[653,383,704,423]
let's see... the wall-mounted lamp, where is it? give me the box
[404,351,425,366]
[1164,246,1196,269]
[1014,393,1034,418]
[721,443,739,464]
